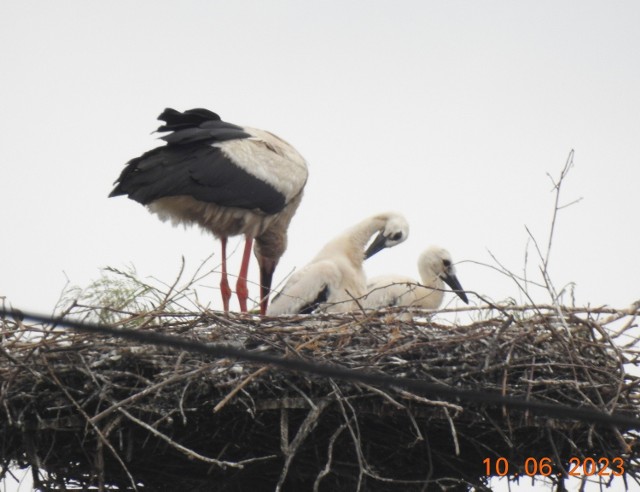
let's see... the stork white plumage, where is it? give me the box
[363,246,469,310]
[267,212,410,315]
[109,108,308,314]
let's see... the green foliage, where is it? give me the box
[58,265,160,324]
[56,256,218,325]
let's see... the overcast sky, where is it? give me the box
[2,1,639,490]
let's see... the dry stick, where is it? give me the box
[0,345,41,381]
[333,384,365,492]
[312,422,348,492]
[279,407,289,454]
[524,359,535,422]
[329,381,428,487]
[602,313,637,347]
[275,399,331,492]
[469,257,550,290]
[435,304,638,316]
[544,150,580,271]
[213,330,328,413]
[404,406,425,444]
[363,381,427,441]
[116,407,275,469]
[500,338,517,418]
[155,257,212,314]
[19,302,77,370]
[519,233,585,379]
[443,407,460,456]
[213,366,269,413]
[546,427,568,483]
[578,474,588,492]
[420,435,435,492]
[157,255,187,309]
[575,315,630,442]
[490,194,583,393]
[45,365,138,491]
[96,415,124,492]
[174,253,219,310]
[107,260,187,331]
[483,317,514,370]
[533,153,581,334]
[214,332,330,413]
[543,312,629,449]
[485,250,542,312]
[0,313,31,350]
[397,389,463,413]
[523,235,532,302]
[91,365,216,424]
[285,380,320,409]
[362,383,405,409]
[178,378,191,425]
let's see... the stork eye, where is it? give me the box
[389,232,403,241]
[443,259,451,267]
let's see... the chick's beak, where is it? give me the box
[364,232,388,259]
[441,272,469,304]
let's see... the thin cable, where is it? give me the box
[2,308,639,429]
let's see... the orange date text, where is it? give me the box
[483,457,624,477]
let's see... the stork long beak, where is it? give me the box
[441,272,469,304]
[364,232,388,259]
[258,257,278,315]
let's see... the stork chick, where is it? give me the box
[363,246,469,310]
[268,212,409,315]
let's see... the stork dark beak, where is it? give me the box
[258,257,278,315]
[441,272,469,304]
[364,232,388,259]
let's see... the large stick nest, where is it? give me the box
[1,303,639,491]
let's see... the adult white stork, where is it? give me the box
[267,212,410,315]
[109,108,308,314]
[363,246,469,310]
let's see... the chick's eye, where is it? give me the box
[389,232,403,241]
[443,259,451,267]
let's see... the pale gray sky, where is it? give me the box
[1,1,639,490]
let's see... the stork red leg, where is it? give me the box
[236,237,253,312]
[219,237,232,312]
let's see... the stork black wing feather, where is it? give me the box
[110,145,286,214]
[299,285,329,315]
[160,126,251,145]
[156,107,221,131]
[110,108,283,212]
[155,108,250,144]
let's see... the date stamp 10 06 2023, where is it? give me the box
[483,457,624,478]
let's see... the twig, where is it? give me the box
[46,365,138,491]
[91,364,217,424]
[313,422,348,492]
[213,366,269,413]
[117,407,275,469]
[275,399,331,491]
[443,408,460,456]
